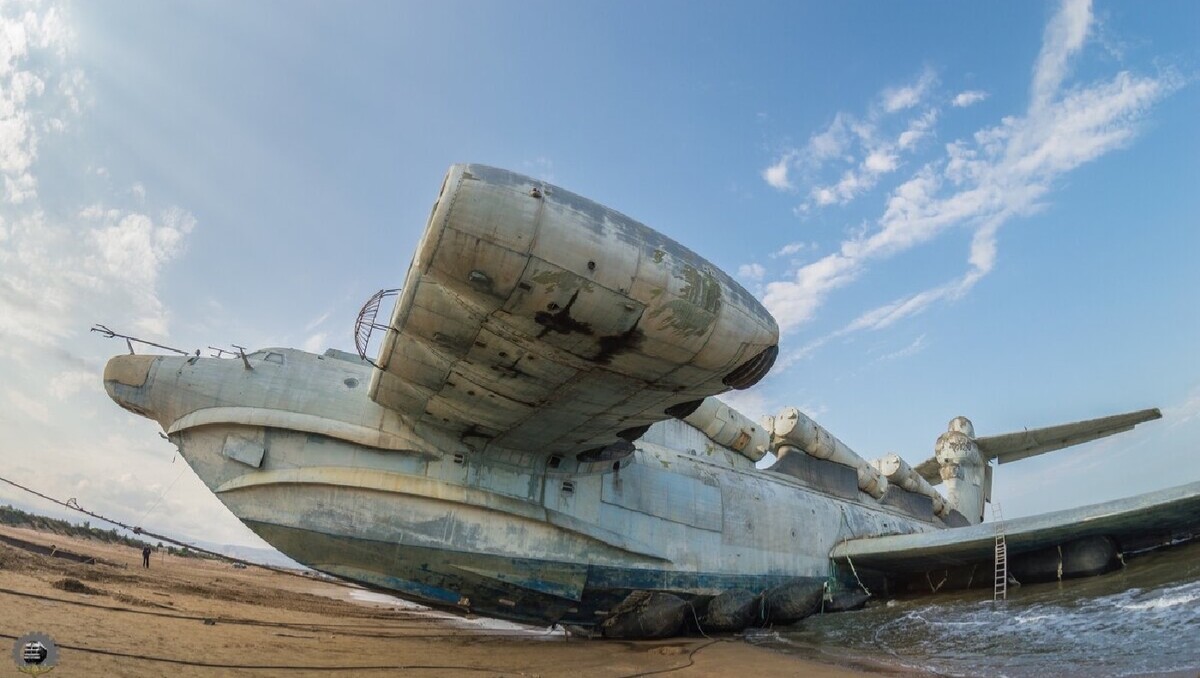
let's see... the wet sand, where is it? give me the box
[0,525,874,677]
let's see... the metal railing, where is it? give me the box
[354,288,400,367]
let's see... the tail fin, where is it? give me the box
[914,407,1161,487]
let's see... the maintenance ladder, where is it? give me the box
[993,503,1008,602]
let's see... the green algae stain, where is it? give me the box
[531,269,594,294]
[645,265,722,338]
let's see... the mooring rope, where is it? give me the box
[0,473,360,590]
[0,631,528,673]
[137,465,188,526]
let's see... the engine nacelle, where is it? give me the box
[674,397,771,462]
[771,407,887,499]
[871,453,948,517]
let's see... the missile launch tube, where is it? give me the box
[679,397,771,462]
[872,453,948,516]
[772,407,888,499]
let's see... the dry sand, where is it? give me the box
[0,524,876,677]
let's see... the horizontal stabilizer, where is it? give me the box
[978,407,1161,464]
[911,407,1162,486]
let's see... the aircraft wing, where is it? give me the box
[367,165,778,456]
[976,408,1162,464]
[831,480,1200,572]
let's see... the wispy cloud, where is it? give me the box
[0,3,247,544]
[303,311,331,333]
[952,90,989,108]
[302,331,329,354]
[771,241,811,259]
[764,69,944,213]
[877,333,928,362]
[762,0,1176,344]
[0,2,197,344]
[1164,386,1200,430]
[736,263,765,281]
[883,68,938,113]
[8,391,50,424]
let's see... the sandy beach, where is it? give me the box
[0,524,875,677]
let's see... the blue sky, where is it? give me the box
[1,0,1197,546]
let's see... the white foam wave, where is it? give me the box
[1117,590,1200,611]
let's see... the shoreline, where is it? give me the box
[0,524,880,676]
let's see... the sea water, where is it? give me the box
[746,539,1200,677]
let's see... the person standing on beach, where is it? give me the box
[142,545,151,568]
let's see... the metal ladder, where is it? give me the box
[993,503,1008,602]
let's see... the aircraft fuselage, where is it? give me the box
[104,346,941,627]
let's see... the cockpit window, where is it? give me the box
[263,352,285,365]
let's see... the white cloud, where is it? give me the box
[897,109,938,150]
[762,0,1174,338]
[0,4,74,207]
[736,263,766,281]
[716,389,769,419]
[882,67,938,113]
[879,333,928,362]
[1164,386,1200,430]
[48,369,96,399]
[1031,0,1092,113]
[771,241,810,259]
[863,150,898,173]
[0,3,239,547]
[762,156,793,190]
[952,90,989,108]
[769,72,943,210]
[761,114,851,195]
[304,311,331,333]
[302,332,329,353]
[8,391,50,424]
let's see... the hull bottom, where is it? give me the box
[246,520,816,627]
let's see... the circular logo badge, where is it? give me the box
[11,633,59,676]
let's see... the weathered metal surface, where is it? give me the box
[103,343,939,626]
[765,447,860,500]
[600,463,723,531]
[221,433,265,468]
[772,408,888,499]
[879,485,935,520]
[831,480,1200,572]
[368,165,779,457]
[934,417,988,524]
[976,408,1162,464]
[98,164,1172,635]
[872,453,947,516]
[677,397,771,462]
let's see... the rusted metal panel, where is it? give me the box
[602,462,722,532]
[221,431,265,468]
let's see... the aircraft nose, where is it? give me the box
[103,354,159,419]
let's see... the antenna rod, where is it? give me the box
[231,344,254,371]
[90,324,192,356]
